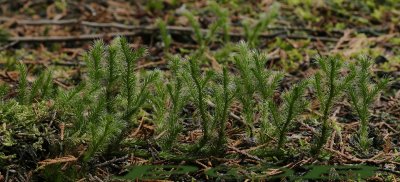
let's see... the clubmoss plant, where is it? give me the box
[16,62,54,105]
[151,72,168,133]
[85,40,105,90]
[182,54,215,150]
[347,56,389,152]
[243,3,279,47]
[83,99,122,162]
[207,1,230,42]
[183,11,204,48]
[104,41,120,113]
[17,62,28,105]
[54,82,86,137]
[109,37,160,152]
[268,80,309,151]
[152,55,188,150]
[311,55,356,155]
[60,37,159,160]
[189,57,213,148]
[233,45,257,140]
[145,0,164,12]
[210,67,235,153]
[176,53,235,154]
[157,19,172,52]
[250,48,284,144]
[233,42,283,142]
[28,70,53,103]
[2,34,394,180]
[183,8,227,51]
[81,40,122,161]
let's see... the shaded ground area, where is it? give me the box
[0,0,400,181]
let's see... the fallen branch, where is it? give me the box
[0,60,86,67]
[1,17,340,43]
[325,147,400,165]
[7,32,139,42]
[228,146,262,161]
[95,155,130,168]
[0,17,391,35]
[5,32,338,43]
[0,41,19,51]
[1,17,286,39]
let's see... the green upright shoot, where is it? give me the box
[311,56,355,155]
[347,56,389,152]
[268,80,309,151]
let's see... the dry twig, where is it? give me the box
[37,155,77,170]
[228,146,262,161]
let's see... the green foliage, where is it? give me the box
[182,54,214,150]
[17,62,54,105]
[84,113,122,162]
[155,52,236,154]
[54,83,87,137]
[120,37,146,116]
[146,0,164,12]
[213,42,236,63]
[347,56,390,152]
[157,19,172,52]
[251,52,284,147]
[0,99,55,168]
[1,36,392,180]
[81,37,160,155]
[0,28,10,42]
[165,53,235,154]
[163,58,187,149]
[233,44,258,139]
[41,164,80,182]
[29,70,53,103]
[233,42,283,141]
[150,72,168,133]
[17,62,28,104]
[0,83,9,100]
[268,80,309,151]
[74,40,121,160]
[104,41,120,113]
[210,67,235,153]
[183,6,228,51]
[152,55,188,150]
[45,37,159,162]
[84,40,105,89]
[183,11,204,48]
[311,55,356,155]
[243,3,279,47]
[207,1,231,43]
